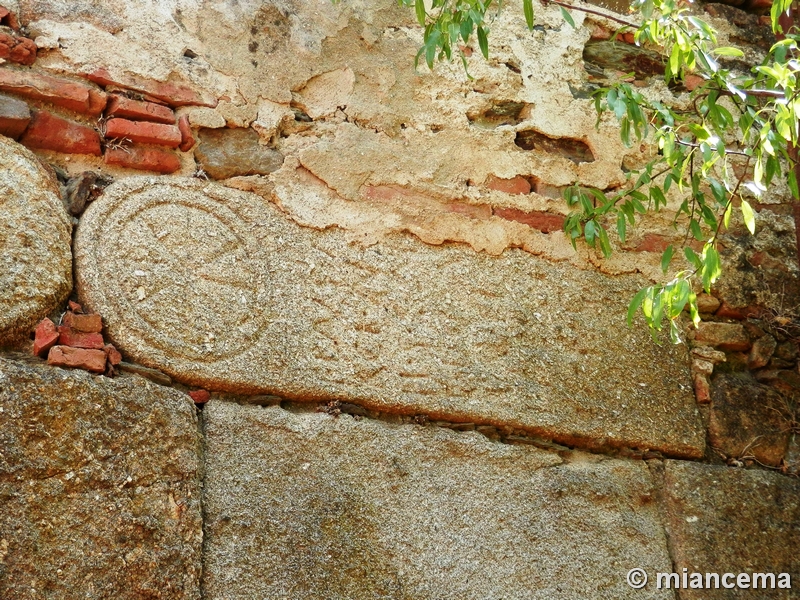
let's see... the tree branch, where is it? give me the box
[541,0,639,28]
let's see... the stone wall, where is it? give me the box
[0,0,798,598]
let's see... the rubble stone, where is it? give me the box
[0,136,71,345]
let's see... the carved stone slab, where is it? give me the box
[75,177,704,457]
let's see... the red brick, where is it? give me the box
[103,343,122,366]
[485,175,531,195]
[62,311,102,333]
[58,326,104,349]
[87,67,218,108]
[189,389,211,404]
[0,92,30,139]
[0,68,106,115]
[68,300,84,313]
[19,110,101,156]
[105,118,181,148]
[106,94,175,124]
[47,345,107,373]
[494,207,565,233]
[177,114,195,151]
[104,145,181,174]
[32,317,59,358]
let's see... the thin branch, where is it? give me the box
[675,139,751,157]
[542,0,639,28]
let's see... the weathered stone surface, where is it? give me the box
[0,356,202,599]
[194,127,284,179]
[203,401,675,599]
[662,461,800,599]
[748,333,777,369]
[0,136,71,345]
[708,373,791,467]
[583,40,665,78]
[0,91,30,139]
[76,178,704,457]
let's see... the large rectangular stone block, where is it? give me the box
[0,356,203,599]
[202,401,676,599]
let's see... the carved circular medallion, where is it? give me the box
[76,179,271,363]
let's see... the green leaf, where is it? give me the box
[620,117,631,147]
[477,25,489,59]
[650,186,667,210]
[723,201,733,229]
[523,0,535,30]
[597,224,612,258]
[690,219,703,240]
[559,6,576,29]
[684,246,702,269]
[460,16,473,43]
[740,199,756,234]
[702,245,722,292]
[415,0,426,26]
[584,219,597,244]
[661,244,674,274]
[627,287,648,326]
[616,212,627,243]
[713,46,744,58]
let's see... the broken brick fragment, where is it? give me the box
[103,343,122,366]
[47,345,107,373]
[189,389,210,404]
[104,145,181,174]
[105,118,181,148]
[63,311,103,333]
[106,94,175,124]
[32,318,59,358]
[19,110,102,156]
[485,175,531,195]
[58,326,104,349]
[68,300,84,313]
[177,115,195,152]
[0,6,19,30]
[693,373,711,404]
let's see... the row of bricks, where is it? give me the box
[25,110,192,172]
[0,67,202,122]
